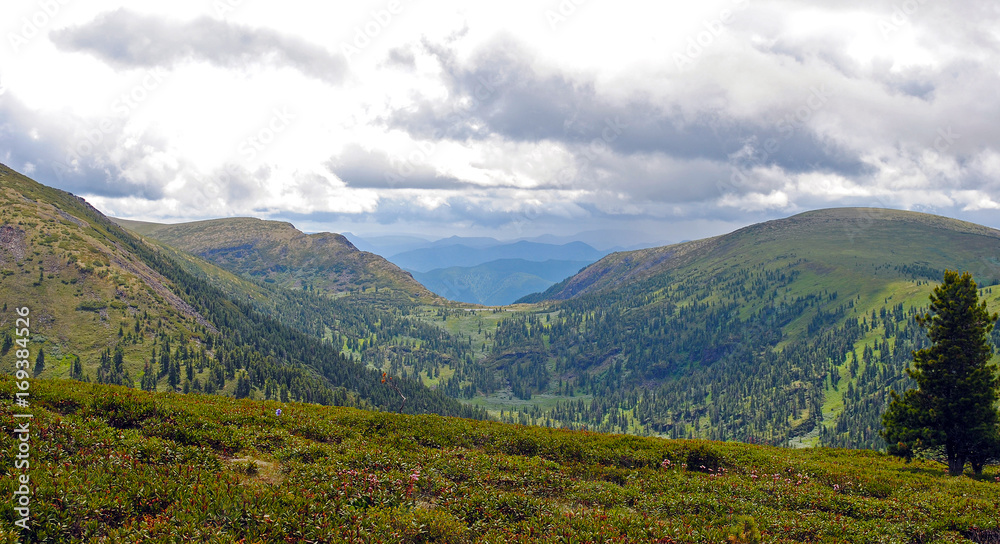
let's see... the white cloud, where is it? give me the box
[0,0,998,243]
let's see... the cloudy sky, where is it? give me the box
[2,0,999,246]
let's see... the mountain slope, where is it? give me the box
[6,377,1000,543]
[529,208,1000,301]
[115,217,439,302]
[0,164,481,418]
[485,208,1000,448]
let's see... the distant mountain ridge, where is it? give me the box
[388,240,606,272]
[411,258,594,306]
[115,217,439,301]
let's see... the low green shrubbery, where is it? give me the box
[1,376,999,543]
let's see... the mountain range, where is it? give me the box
[3,162,999,452]
[363,237,608,305]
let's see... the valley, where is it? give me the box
[3,164,1000,453]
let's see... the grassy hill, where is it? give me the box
[113,217,440,302]
[526,208,1000,301]
[0,164,216,380]
[478,208,1000,447]
[11,155,996,456]
[0,164,481,419]
[2,377,999,543]
[110,203,1000,451]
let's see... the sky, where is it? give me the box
[2,0,1000,248]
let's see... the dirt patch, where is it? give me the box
[0,225,27,263]
[56,209,88,229]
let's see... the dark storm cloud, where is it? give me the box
[386,38,868,178]
[49,9,347,84]
[326,144,475,190]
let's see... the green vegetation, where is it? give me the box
[6,163,1000,462]
[0,164,481,420]
[466,210,1000,448]
[883,270,1000,475]
[2,377,1000,543]
[111,195,1000,451]
[112,217,439,302]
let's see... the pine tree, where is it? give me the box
[34,348,45,376]
[70,356,83,381]
[1,332,12,354]
[234,372,251,399]
[882,270,1000,476]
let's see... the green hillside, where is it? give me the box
[113,217,440,302]
[3,377,999,543]
[473,209,1000,448]
[0,164,481,419]
[529,208,1000,301]
[106,200,1000,451]
[11,157,996,456]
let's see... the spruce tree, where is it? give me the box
[34,348,45,376]
[882,270,1000,476]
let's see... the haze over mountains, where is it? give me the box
[343,233,613,305]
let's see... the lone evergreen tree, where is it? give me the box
[34,348,45,376]
[882,270,1000,476]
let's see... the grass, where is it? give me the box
[2,377,1000,543]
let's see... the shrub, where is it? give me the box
[90,392,161,429]
[686,444,726,473]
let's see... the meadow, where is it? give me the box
[2,377,999,543]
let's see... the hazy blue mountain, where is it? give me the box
[341,233,432,256]
[390,240,606,272]
[410,259,594,306]
[425,235,503,249]
[519,229,667,252]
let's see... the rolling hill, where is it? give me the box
[483,208,1000,448]
[9,156,998,454]
[525,208,1000,301]
[0,163,481,419]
